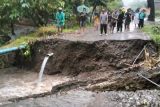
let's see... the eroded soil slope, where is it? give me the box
[23,39,157,76]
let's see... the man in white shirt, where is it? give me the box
[100,9,108,36]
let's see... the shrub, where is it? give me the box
[37,26,57,37]
[142,24,160,44]
[155,10,160,17]
[0,39,5,46]
[152,25,160,34]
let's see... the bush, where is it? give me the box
[0,35,11,46]
[37,26,57,37]
[0,39,5,46]
[143,24,160,44]
[152,25,160,34]
[155,10,160,17]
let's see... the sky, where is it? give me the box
[122,0,147,10]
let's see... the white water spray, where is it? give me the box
[38,53,54,83]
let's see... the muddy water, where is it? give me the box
[1,68,160,107]
[2,89,160,107]
[3,90,95,107]
[0,68,71,104]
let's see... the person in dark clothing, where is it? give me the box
[117,10,124,32]
[125,9,132,31]
[110,11,118,33]
[80,12,86,27]
[79,8,87,34]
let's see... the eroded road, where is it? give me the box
[0,23,157,107]
[57,23,150,41]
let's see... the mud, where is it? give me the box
[14,38,159,91]
[24,39,156,76]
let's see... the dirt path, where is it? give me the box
[57,23,150,41]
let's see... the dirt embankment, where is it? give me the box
[28,39,156,74]
[15,38,159,91]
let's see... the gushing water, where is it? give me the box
[38,56,49,83]
[38,53,54,84]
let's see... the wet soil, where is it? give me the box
[27,39,156,76]
[14,38,160,91]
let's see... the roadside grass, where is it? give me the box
[64,26,79,33]
[0,25,79,49]
[0,33,38,49]
[142,24,160,44]
[155,10,160,18]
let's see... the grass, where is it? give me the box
[155,10,160,18]
[142,24,160,44]
[0,25,79,49]
[64,26,79,33]
[0,33,38,49]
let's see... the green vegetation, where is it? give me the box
[0,33,38,49]
[155,10,160,18]
[0,0,64,35]
[0,0,122,34]
[0,25,79,49]
[0,0,123,49]
[0,39,5,46]
[143,24,160,44]
[107,0,122,10]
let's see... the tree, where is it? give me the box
[0,0,64,35]
[20,0,64,26]
[0,0,21,35]
[147,0,155,21]
[107,0,122,10]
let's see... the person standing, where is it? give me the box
[100,9,108,36]
[79,8,87,34]
[108,11,112,34]
[134,9,140,28]
[117,10,124,33]
[93,13,100,31]
[56,7,65,34]
[110,10,118,33]
[138,9,146,28]
[125,9,132,31]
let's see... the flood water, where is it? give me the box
[2,89,160,107]
[0,67,71,105]
[0,68,160,107]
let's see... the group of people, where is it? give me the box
[93,8,146,36]
[55,7,146,35]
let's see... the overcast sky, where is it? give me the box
[122,0,147,7]
[122,0,147,10]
